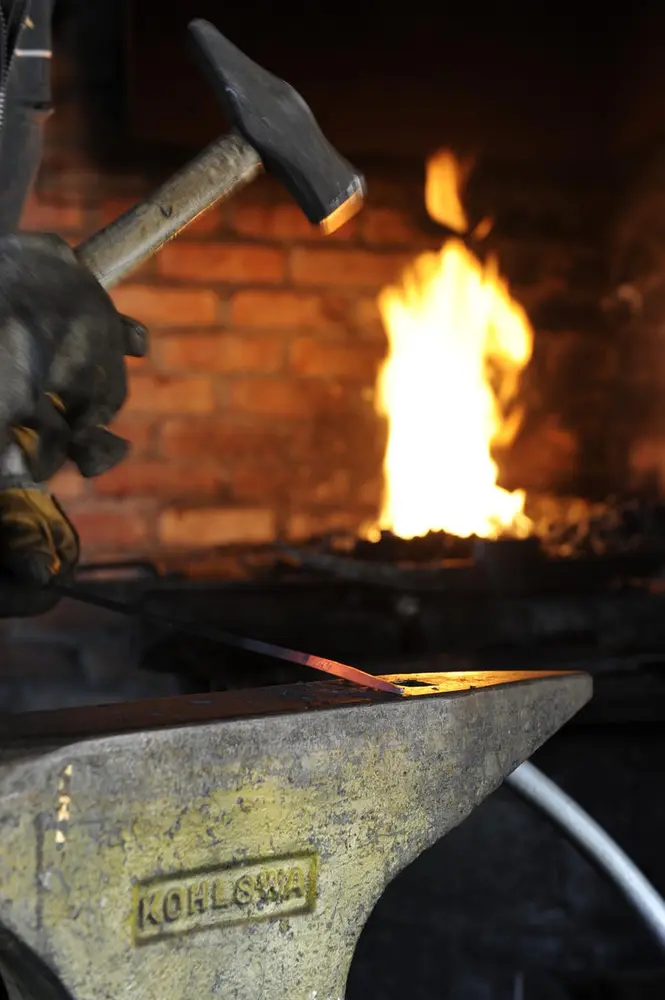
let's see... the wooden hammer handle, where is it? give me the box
[75,132,262,290]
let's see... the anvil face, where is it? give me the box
[0,670,590,1000]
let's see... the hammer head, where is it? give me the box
[188,20,365,233]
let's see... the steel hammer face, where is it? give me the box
[0,670,590,1000]
[188,19,365,233]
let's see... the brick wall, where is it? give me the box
[25,153,614,563]
[23,151,431,560]
[607,7,665,496]
[466,163,615,498]
[15,15,620,565]
[25,122,619,562]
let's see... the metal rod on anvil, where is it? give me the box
[49,581,405,697]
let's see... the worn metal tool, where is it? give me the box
[50,579,405,696]
[77,19,365,288]
[0,669,590,1000]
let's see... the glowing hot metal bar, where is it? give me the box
[51,582,405,696]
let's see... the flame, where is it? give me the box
[374,150,533,540]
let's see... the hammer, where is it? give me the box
[0,19,364,611]
[76,19,366,289]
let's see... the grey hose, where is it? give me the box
[506,761,665,953]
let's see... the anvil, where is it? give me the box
[0,669,590,1000]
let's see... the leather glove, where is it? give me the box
[0,232,148,615]
[0,232,147,479]
[0,481,79,616]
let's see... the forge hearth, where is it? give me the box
[29,1,664,569]
[295,493,665,565]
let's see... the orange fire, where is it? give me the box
[373,150,534,540]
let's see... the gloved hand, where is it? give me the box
[0,231,148,615]
[0,477,80,616]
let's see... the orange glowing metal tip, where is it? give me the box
[319,187,365,235]
[278,649,404,695]
[51,582,405,697]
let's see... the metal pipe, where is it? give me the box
[505,761,665,952]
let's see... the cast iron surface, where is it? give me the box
[347,723,665,999]
[0,670,590,1000]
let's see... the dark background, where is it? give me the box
[125,1,621,162]
[56,0,651,166]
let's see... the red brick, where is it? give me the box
[35,161,105,202]
[159,419,283,461]
[230,203,357,241]
[159,506,276,548]
[361,176,419,210]
[503,416,578,493]
[127,374,216,413]
[231,204,310,239]
[357,476,383,507]
[155,333,284,373]
[125,355,149,371]
[93,460,229,499]
[20,195,85,233]
[111,285,219,326]
[227,378,311,418]
[629,439,665,486]
[289,338,383,380]
[286,509,364,541]
[290,248,410,287]
[98,195,139,228]
[109,416,155,455]
[299,468,352,505]
[230,290,332,329]
[157,242,286,284]
[73,509,150,549]
[230,461,289,502]
[49,465,87,501]
[182,205,225,237]
[360,207,425,245]
[352,298,386,340]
